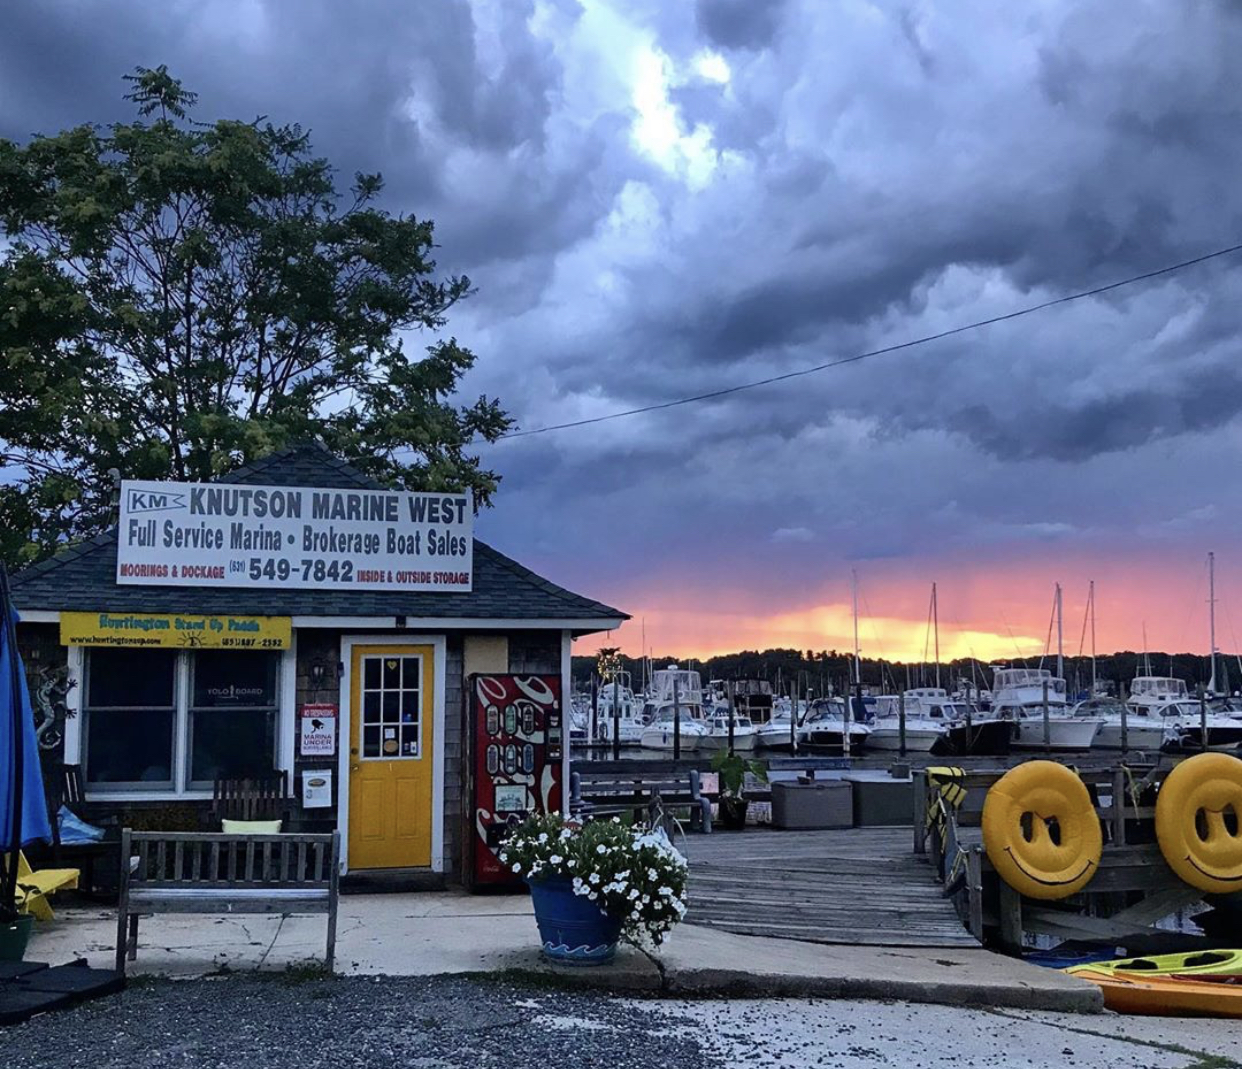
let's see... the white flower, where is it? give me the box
[549,854,563,865]
[596,844,608,855]
[647,868,658,880]
[511,863,521,873]
[537,833,549,844]
[628,888,640,900]
[658,886,672,897]
[588,872,600,885]
[567,859,577,868]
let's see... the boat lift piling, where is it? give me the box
[1042,679,1051,754]
[726,679,736,755]
[898,689,907,757]
[1199,684,1209,752]
[590,674,598,742]
[612,677,621,761]
[673,677,682,760]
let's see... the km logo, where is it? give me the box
[127,489,187,513]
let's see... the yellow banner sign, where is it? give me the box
[60,611,291,650]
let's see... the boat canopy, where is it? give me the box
[1130,676,1189,701]
[652,667,703,703]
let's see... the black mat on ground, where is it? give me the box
[0,987,73,1026]
[0,962,126,1026]
[0,961,48,981]
[17,963,125,999]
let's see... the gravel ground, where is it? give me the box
[2,975,1238,1069]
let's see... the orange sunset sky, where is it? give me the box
[570,550,1232,665]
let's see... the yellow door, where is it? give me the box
[348,644,435,869]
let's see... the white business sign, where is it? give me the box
[116,479,472,592]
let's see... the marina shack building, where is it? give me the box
[11,443,626,884]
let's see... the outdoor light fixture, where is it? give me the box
[309,659,329,688]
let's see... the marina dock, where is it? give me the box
[682,827,978,948]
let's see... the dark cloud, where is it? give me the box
[5,0,1242,618]
[694,0,788,50]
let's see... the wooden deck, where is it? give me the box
[682,827,978,948]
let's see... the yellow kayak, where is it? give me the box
[1069,969,1242,1017]
[1068,949,1242,979]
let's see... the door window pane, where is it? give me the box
[360,654,421,759]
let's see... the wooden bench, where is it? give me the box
[209,773,291,828]
[116,830,340,974]
[570,768,712,833]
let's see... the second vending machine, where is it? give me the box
[467,673,565,888]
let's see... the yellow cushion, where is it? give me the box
[221,819,282,834]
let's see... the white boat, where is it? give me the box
[1073,697,1169,751]
[993,667,1102,750]
[699,713,759,752]
[639,665,708,751]
[595,674,644,743]
[1127,677,1242,751]
[868,690,952,752]
[754,711,801,751]
[799,698,871,751]
[639,707,709,751]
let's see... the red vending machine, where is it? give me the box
[468,673,564,888]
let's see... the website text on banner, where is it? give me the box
[115,480,473,592]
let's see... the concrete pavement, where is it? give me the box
[28,891,1103,1013]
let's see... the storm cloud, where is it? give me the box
[3,0,1242,648]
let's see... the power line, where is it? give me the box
[498,241,1242,441]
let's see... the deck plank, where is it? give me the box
[681,828,978,948]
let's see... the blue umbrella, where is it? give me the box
[1,565,51,916]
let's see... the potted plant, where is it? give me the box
[0,900,33,963]
[711,750,768,830]
[501,814,689,965]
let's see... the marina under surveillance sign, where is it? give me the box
[116,479,473,592]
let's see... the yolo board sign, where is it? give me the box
[117,479,472,592]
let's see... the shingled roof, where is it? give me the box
[11,442,627,630]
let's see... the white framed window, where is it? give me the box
[83,647,280,794]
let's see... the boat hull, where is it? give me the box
[1092,721,1168,751]
[1012,717,1101,750]
[937,719,1013,756]
[698,731,759,753]
[639,728,704,752]
[866,728,942,752]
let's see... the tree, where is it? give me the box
[0,66,510,565]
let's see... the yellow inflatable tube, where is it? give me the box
[982,761,1102,899]
[1155,752,1242,894]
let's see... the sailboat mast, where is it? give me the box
[851,570,861,686]
[932,582,940,689]
[1089,580,1097,692]
[1055,582,1064,681]
[1209,551,1218,695]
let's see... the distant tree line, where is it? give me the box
[570,647,1232,698]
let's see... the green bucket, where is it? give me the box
[0,913,34,962]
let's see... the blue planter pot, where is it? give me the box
[527,878,622,965]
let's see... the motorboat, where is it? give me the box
[992,667,1101,750]
[639,706,709,751]
[753,710,801,751]
[1073,697,1168,751]
[699,713,759,753]
[595,673,644,744]
[639,665,708,751]
[799,697,871,751]
[1127,676,1242,751]
[868,690,950,752]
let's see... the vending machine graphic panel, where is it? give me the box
[469,673,563,887]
